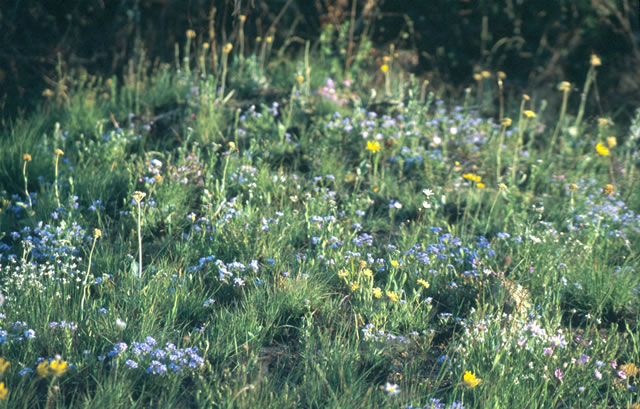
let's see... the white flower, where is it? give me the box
[384,382,400,396]
[422,201,431,209]
[422,189,434,198]
[115,318,127,330]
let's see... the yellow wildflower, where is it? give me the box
[202,43,209,50]
[55,148,64,156]
[186,29,196,39]
[42,89,54,98]
[604,184,614,195]
[337,269,349,279]
[296,75,304,84]
[497,71,506,79]
[362,268,373,279]
[386,291,399,303]
[380,64,389,73]
[463,370,482,388]
[390,260,399,268]
[372,287,383,299]
[481,70,490,78]
[49,359,68,376]
[595,143,609,156]
[462,173,482,183]
[473,73,482,81]
[23,154,32,162]
[36,361,50,378]
[154,174,163,183]
[0,358,9,374]
[606,136,617,148]
[359,260,368,270]
[350,283,360,291]
[477,183,486,189]
[569,183,578,191]
[523,94,530,101]
[620,363,638,378]
[523,110,536,119]
[132,191,146,203]
[239,15,246,23]
[222,43,233,54]
[0,382,7,400]
[501,117,512,127]
[383,55,392,63]
[591,54,601,67]
[266,36,273,43]
[598,117,610,127]
[417,279,430,289]
[94,229,102,239]
[559,81,571,92]
[366,140,381,153]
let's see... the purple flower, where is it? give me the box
[618,370,627,379]
[125,359,138,369]
[577,354,589,365]
[594,369,602,380]
[554,368,563,381]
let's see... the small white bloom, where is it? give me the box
[422,189,434,198]
[384,382,400,396]
[422,201,431,209]
[115,318,127,330]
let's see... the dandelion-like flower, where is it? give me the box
[559,81,571,92]
[463,371,482,388]
[0,382,7,400]
[462,173,482,183]
[595,143,610,156]
[473,73,483,81]
[386,291,399,303]
[417,279,430,289]
[49,359,68,376]
[620,363,638,378]
[606,136,617,148]
[591,54,601,67]
[222,43,233,54]
[501,117,512,127]
[523,110,536,119]
[384,382,400,396]
[23,153,32,162]
[36,361,50,378]
[372,287,383,299]
[380,64,389,73]
[296,75,304,84]
[55,148,64,156]
[366,140,381,153]
[186,29,196,39]
[94,228,102,239]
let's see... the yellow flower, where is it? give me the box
[383,56,392,63]
[154,174,163,183]
[481,70,490,78]
[362,268,373,279]
[0,358,9,374]
[523,94,530,101]
[266,36,273,43]
[463,370,482,388]
[296,75,304,84]
[523,110,536,119]
[417,279,430,289]
[477,183,485,189]
[0,382,7,400]
[497,71,506,79]
[55,148,64,156]
[36,361,50,378]
[473,73,482,81]
[132,191,146,203]
[390,260,399,268]
[462,173,482,183]
[94,229,102,239]
[366,140,381,153]
[350,283,360,291]
[386,290,399,303]
[559,81,571,92]
[42,89,54,98]
[380,64,389,73]
[372,287,383,299]
[604,184,614,195]
[591,54,601,67]
[223,43,233,54]
[239,15,246,23]
[606,136,617,148]
[23,154,32,162]
[337,269,349,279]
[202,43,210,50]
[49,359,68,376]
[620,363,638,378]
[595,143,609,156]
[598,117,610,127]
[501,117,512,127]
[569,183,578,191]
[186,29,196,39]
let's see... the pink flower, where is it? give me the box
[554,368,563,381]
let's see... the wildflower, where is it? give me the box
[55,148,64,156]
[417,279,430,289]
[386,291,399,303]
[49,359,68,376]
[569,183,578,191]
[523,110,536,119]
[463,371,482,388]
[481,70,490,78]
[620,363,638,377]
[384,382,400,396]
[362,268,373,279]
[296,75,304,84]
[554,368,563,381]
[115,318,127,330]
[36,361,50,378]
[366,140,381,153]
[0,382,6,400]
[559,81,571,92]
[372,287,383,299]
[132,191,146,203]
[337,269,349,279]
[239,15,246,23]
[473,73,482,81]
[598,117,610,127]
[607,136,617,148]
[477,183,485,189]
[594,368,602,380]
[501,117,512,127]
[595,143,609,156]
[523,94,530,101]
[591,54,601,66]
[43,89,54,98]
[380,64,389,73]
[222,43,233,54]
[266,36,273,43]
[497,71,506,79]
[94,228,102,239]
[23,154,32,162]
[0,358,9,374]
[186,29,196,39]
[462,173,482,183]
[350,283,360,291]
[603,184,614,195]
[390,260,399,268]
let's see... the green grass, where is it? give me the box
[0,24,639,409]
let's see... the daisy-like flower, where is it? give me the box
[384,382,400,396]
[595,143,610,156]
[386,291,399,303]
[366,140,381,153]
[523,110,536,119]
[49,359,68,376]
[463,370,482,388]
[372,287,383,299]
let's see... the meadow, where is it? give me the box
[0,21,639,409]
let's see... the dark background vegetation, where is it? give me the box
[1,0,639,120]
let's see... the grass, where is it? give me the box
[0,22,639,409]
